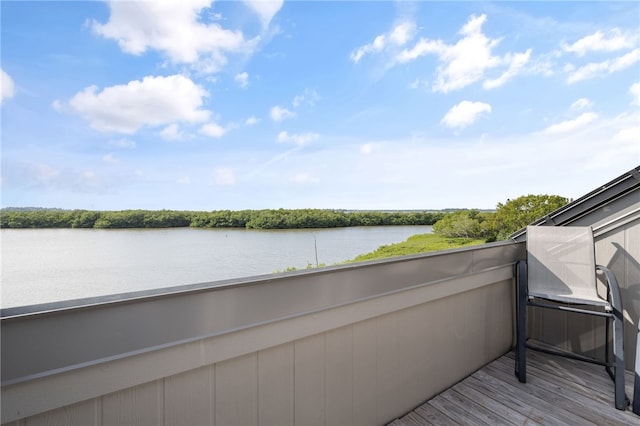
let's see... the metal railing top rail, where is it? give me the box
[1,240,524,385]
[1,239,520,320]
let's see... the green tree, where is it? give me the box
[433,210,489,239]
[490,194,568,240]
[70,210,101,228]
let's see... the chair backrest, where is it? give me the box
[526,225,608,306]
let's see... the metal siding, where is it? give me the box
[257,343,294,426]
[294,334,325,426]
[352,318,379,426]
[375,312,403,424]
[101,380,162,426]
[214,353,258,426]
[324,326,354,426]
[397,303,431,410]
[164,366,213,426]
[625,222,640,371]
[24,399,100,426]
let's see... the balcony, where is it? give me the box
[391,351,638,425]
[2,167,639,425]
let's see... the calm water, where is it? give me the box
[1,226,432,308]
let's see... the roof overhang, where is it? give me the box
[511,166,640,241]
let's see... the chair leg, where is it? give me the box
[598,264,627,410]
[613,309,626,410]
[515,260,527,383]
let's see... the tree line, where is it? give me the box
[1,194,568,241]
[432,194,569,241]
[0,208,445,230]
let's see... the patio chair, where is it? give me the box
[514,225,627,410]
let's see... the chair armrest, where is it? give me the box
[596,265,623,315]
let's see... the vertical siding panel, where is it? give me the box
[24,398,100,426]
[210,364,216,426]
[352,318,378,426]
[375,312,401,424]
[164,366,213,426]
[398,303,430,410]
[462,287,491,369]
[411,303,433,403]
[324,326,353,426]
[424,295,458,394]
[624,222,640,370]
[488,280,516,357]
[294,333,325,426]
[215,353,257,426]
[257,343,294,426]
[102,380,162,426]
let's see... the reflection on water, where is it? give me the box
[1,226,432,308]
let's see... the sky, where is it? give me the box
[1,1,639,211]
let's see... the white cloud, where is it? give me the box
[292,173,319,184]
[441,101,492,129]
[92,1,255,73]
[408,78,429,90]
[68,74,210,133]
[567,49,640,83]
[31,164,60,185]
[243,0,284,28]
[292,89,320,108]
[397,14,530,93]
[108,138,136,149]
[614,124,640,143]
[213,167,235,186]
[270,105,295,122]
[160,123,186,141]
[102,154,119,164]
[1,68,15,104]
[200,122,226,138]
[245,116,259,125]
[350,21,415,63]
[51,99,64,112]
[562,29,638,56]
[540,112,598,134]
[389,21,414,45]
[483,49,532,89]
[396,38,444,64]
[177,176,191,185]
[277,131,319,146]
[235,72,249,88]
[360,143,377,155]
[630,82,640,105]
[16,163,121,194]
[570,98,594,111]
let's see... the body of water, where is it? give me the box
[1,226,432,308]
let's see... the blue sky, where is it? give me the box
[1,1,639,211]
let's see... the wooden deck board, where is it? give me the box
[495,355,636,424]
[413,403,458,425]
[387,351,640,425]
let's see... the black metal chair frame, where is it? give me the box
[514,259,628,411]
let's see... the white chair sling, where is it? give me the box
[515,225,627,410]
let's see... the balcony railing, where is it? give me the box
[2,241,523,425]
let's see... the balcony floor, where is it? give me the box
[389,350,638,425]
